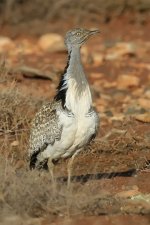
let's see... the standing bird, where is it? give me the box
[28,28,100,186]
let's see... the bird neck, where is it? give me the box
[55,46,92,115]
[67,46,87,85]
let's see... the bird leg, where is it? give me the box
[47,158,57,194]
[35,152,47,170]
[47,159,54,183]
[35,152,55,184]
[67,149,82,188]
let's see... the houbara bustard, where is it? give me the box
[28,28,100,186]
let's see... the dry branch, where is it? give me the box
[14,65,54,80]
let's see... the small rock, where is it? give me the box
[14,39,39,56]
[115,189,140,198]
[111,114,125,121]
[105,52,119,61]
[134,113,150,123]
[132,88,143,97]
[105,42,136,60]
[11,140,19,147]
[125,106,146,115]
[121,200,150,214]
[0,36,14,52]
[103,81,117,88]
[131,194,150,203]
[145,89,150,99]
[112,90,130,103]
[90,72,103,80]
[15,160,25,170]
[91,52,104,64]
[117,74,140,89]
[138,98,150,109]
[104,110,113,117]
[38,33,65,52]
[95,98,108,112]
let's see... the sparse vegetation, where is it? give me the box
[0,60,150,224]
[2,0,150,20]
[0,0,150,28]
[0,2,150,223]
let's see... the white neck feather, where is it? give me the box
[63,47,92,115]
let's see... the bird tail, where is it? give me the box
[29,150,48,170]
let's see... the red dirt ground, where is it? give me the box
[0,15,150,224]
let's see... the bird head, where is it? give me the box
[65,28,100,50]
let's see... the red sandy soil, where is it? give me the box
[0,16,150,224]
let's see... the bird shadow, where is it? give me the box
[56,169,137,184]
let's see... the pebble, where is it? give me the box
[138,98,150,109]
[144,89,150,99]
[134,113,150,123]
[115,188,139,198]
[11,140,19,147]
[105,42,136,60]
[117,74,140,89]
[125,106,146,115]
[90,72,103,80]
[0,36,14,52]
[38,33,65,52]
[91,52,104,64]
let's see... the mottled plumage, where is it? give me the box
[28,28,100,185]
[29,101,63,168]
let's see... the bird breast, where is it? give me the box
[65,77,92,115]
[47,109,97,160]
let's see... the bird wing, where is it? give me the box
[28,101,62,157]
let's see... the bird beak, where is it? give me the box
[89,30,100,36]
[82,29,100,44]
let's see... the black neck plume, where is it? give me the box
[54,51,71,108]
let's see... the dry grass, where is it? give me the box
[0,154,122,222]
[0,71,76,220]
[1,0,150,25]
[0,69,102,220]
[0,63,150,223]
[0,84,39,161]
[0,72,112,220]
[0,63,45,162]
[0,66,121,221]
